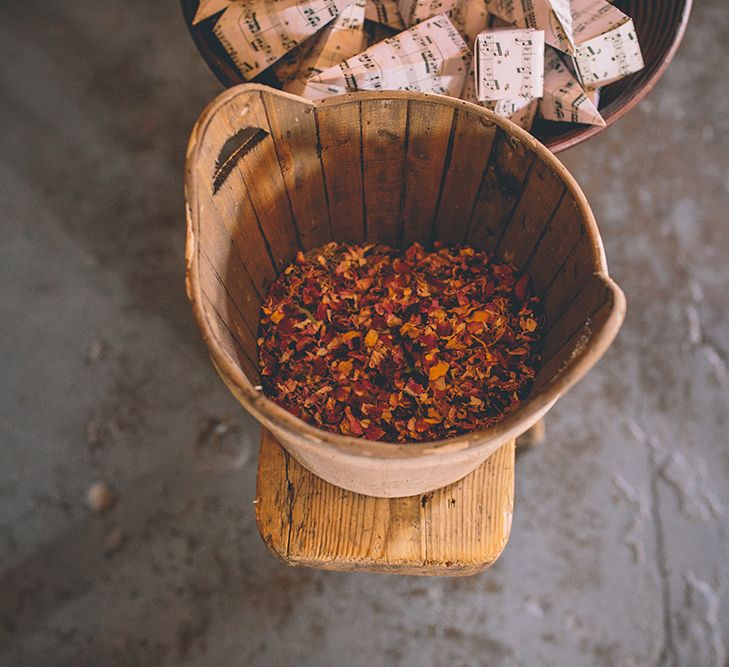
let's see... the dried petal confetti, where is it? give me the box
[258,243,543,443]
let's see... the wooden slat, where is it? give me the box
[495,158,567,269]
[198,238,261,342]
[193,106,279,300]
[466,131,535,253]
[197,253,260,361]
[360,99,408,246]
[261,93,333,251]
[540,233,597,328]
[400,101,455,247]
[222,91,301,270]
[316,102,366,244]
[195,181,274,301]
[433,110,497,247]
[523,195,585,294]
[256,433,295,558]
[540,276,613,362]
[200,292,260,382]
[533,296,616,391]
[255,429,515,575]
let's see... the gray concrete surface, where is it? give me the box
[1,1,728,665]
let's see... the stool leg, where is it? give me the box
[516,419,545,450]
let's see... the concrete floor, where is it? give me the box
[1,1,728,665]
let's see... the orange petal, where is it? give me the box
[429,361,450,382]
[364,329,379,347]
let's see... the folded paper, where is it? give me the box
[484,0,575,54]
[193,0,232,25]
[585,85,600,108]
[461,61,537,130]
[539,47,605,126]
[365,0,406,30]
[304,14,471,99]
[448,0,491,48]
[398,0,457,28]
[485,96,538,130]
[283,0,368,96]
[474,28,544,101]
[394,0,489,46]
[571,0,644,86]
[214,0,352,80]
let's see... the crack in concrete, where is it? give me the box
[659,449,725,522]
[647,441,677,667]
[678,572,726,667]
[629,419,677,667]
[612,474,649,564]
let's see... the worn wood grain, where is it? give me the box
[534,294,617,391]
[360,98,408,246]
[261,94,333,251]
[496,159,567,268]
[206,89,301,270]
[540,233,600,329]
[399,101,455,246]
[523,196,586,294]
[256,429,515,575]
[466,131,535,253]
[316,101,366,244]
[433,110,497,247]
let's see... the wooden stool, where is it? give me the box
[255,428,516,576]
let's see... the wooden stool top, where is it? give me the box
[255,429,515,576]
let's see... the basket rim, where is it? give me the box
[185,84,627,461]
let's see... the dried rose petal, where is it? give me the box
[429,362,449,382]
[257,243,543,443]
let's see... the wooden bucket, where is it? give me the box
[185,85,626,497]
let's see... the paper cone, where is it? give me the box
[304,14,471,99]
[214,0,353,80]
[571,0,644,86]
[484,0,574,54]
[539,47,605,126]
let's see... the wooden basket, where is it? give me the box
[185,85,626,497]
[180,0,692,153]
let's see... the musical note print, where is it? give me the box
[475,28,544,101]
[303,14,471,100]
[540,46,605,125]
[214,0,353,80]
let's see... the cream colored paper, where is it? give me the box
[484,0,574,54]
[487,96,538,130]
[585,85,600,108]
[193,0,232,25]
[474,28,544,101]
[213,0,352,80]
[364,0,406,30]
[461,63,537,130]
[448,0,491,48]
[571,0,644,86]
[398,0,457,28]
[395,0,489,45]
[285,0,368,97]
[304,14,471,100]
[539,47,605,126]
